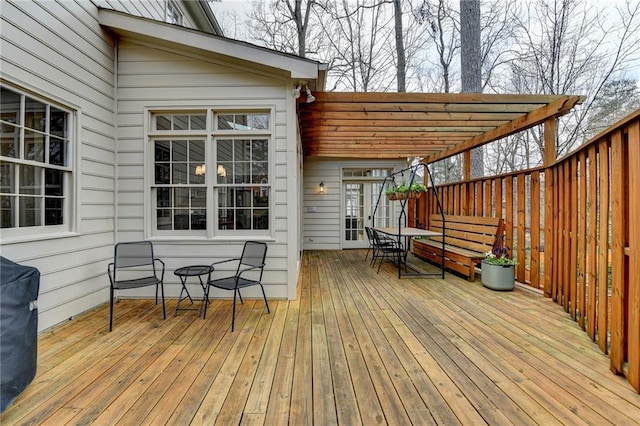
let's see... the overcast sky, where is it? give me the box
[209,0,640,85]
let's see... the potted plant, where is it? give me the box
[385,183,410,200]
[385,187,398,200]
[408,182,427,199]
[481,250,517,291]
[394,183,410,199]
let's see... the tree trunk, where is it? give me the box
[460,0,483,177]
[393,0,406,92]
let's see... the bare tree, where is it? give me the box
[460,0,481,92]
[393,0,406,91]
[414,0,459,93]
[247,0,323,57]
[460,0,483,177]
[508,0,640,158]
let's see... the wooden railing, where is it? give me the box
[417,110,640,392]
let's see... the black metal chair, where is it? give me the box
[107,241,166,331]
[364,226,375,262]
[365,226,393,265]
[204,241,269,331]
[371,230,406,273]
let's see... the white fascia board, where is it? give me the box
[98,9,320,80]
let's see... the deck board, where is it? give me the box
[2,250,639,425]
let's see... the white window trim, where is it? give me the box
[144,107,275,241]
[0,83,79,243]
[166,0,184,25]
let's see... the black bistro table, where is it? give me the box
[173,265,214,316]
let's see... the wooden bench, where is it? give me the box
[411,214,504,282]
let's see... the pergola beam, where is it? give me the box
[423,95,584,163]
[299,92,584,159]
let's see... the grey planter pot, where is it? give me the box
[480,261,515,291]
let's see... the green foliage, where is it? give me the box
[410,182,427,192]
[484,252,517,266]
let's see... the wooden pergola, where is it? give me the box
[298,92,584,163]
[299,93,640,394]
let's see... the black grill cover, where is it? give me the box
[1,256,39,413]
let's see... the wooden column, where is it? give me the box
[597,140,610,354]
[544,118,557,165]
[628,121,640,391]
[609,130,625,374]
[463,151,471,215]
[543,117,557,296]
[463,150,471,180]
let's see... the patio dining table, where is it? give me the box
[374,227,443,278]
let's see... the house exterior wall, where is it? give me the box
[1,0,301,332]
[114,38,297,300]
[303,158,405,250]
[1,0,117,331]
[92,0,202,31]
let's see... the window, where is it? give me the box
[149,111,271,236]
[216,138,269,230]
[1,85,72,232]
[154,139,206,231]
[166,0,183,25]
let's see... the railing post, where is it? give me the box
[543,117,557,297]
[610,130,625,375]
[628,121,640,391]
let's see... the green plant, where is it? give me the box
[410,182,427,192]
[484,251,517,266]
[395,183,409,193]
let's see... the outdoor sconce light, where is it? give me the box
[305,85,316,103]
[292,84,301,98]
[318,181,325,194]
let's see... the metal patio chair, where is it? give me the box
[371,229,406,273]
[107,241,166,331]
[204,241,269,331]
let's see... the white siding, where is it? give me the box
[114,39,295,300]
[1,0,117,331]
[303,158,405,250]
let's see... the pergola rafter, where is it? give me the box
[298,92,585,161]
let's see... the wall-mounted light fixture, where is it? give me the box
[292,84,301,99]
[318,181,325,194]
[195,164,206,176]
[305,85,316,103]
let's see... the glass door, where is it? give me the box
[342,180,392,248]
[343,183,364,248]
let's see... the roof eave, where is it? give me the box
[98,8,321,80]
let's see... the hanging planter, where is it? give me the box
[385,184,410,200]
[408,183,427,199]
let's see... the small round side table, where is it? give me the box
[173,265,214,316]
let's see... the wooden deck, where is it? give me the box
[2,250,640,425]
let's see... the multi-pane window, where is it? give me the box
[216,138,269,230]
[150,111,271,236]
[0,86,71,230]
[153,139,206,231]
[166,0,183,25]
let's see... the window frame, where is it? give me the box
[165,0,184,25]
[146,108,273,240]
[0,83,76,241]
